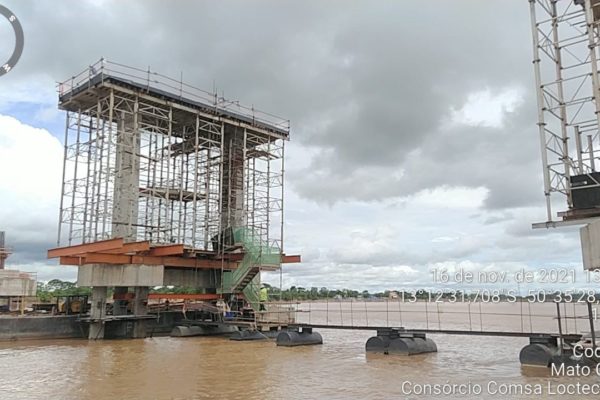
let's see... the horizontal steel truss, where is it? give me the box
[530,0,600,221]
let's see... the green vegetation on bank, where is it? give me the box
[37,280,592,303]
[35,280,420,301]
[36,280,91,302]
[36,280,205,302]
[266,285,436,301]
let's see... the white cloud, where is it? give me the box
[0,114,62,200]
[8,262,75,282]
[451,87,524,128]
[0,76,56,110]
[411,186,488,209]
[0,114,63,274]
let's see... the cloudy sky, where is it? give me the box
[0,0,587,291]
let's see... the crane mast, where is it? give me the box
[529,0,600,268]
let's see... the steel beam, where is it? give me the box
[48,238,124,258]
[101,241,151,254]
[148,244,185,256]
[282,255,301,263]
[57,252,238,269]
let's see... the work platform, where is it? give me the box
[59,72,289,138]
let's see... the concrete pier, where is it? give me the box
[113,287,128,316]
[132,286,149,338]
[88,286,107,339]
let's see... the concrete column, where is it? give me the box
[163,268,219,287]
[113,286,129,316]
[133,286,149,315]
[221,125,245,232]
[89,286,107,339]
[132,286,149,338]
[112,108,140,241]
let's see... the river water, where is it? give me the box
[1,301,599,399]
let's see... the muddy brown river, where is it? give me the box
[1,301,599,399]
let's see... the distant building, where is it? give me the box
[0,232,37,312]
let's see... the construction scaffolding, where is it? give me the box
[51,59,299,339]
[57,59,287,254]
[529,0,600,226]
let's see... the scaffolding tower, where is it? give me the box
[57,59,288,254]
[529,0,600,227]
[50,60,299,339]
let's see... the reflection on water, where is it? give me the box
[0,302,598,399]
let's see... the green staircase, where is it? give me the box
[221,228,281,311]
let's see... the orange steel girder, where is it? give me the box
[148,244,185,256]
[48,238,124,258]
[101,241,151,254]
[49,238,301,270]
[58,253,237,269]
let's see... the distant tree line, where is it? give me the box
[36,280,209,302]
[264,286,526,301]
[37,279,91,302]
[40,280,579,303]
[264,285,455,300]
[264,284,382,301]
[33,281,495,301]
[36,280,399,302]
[150,286,209,294]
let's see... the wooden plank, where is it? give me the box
[148,244,184,256]
[101,241,151,254]
[282,255,301,263]
[48,238,124,258]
